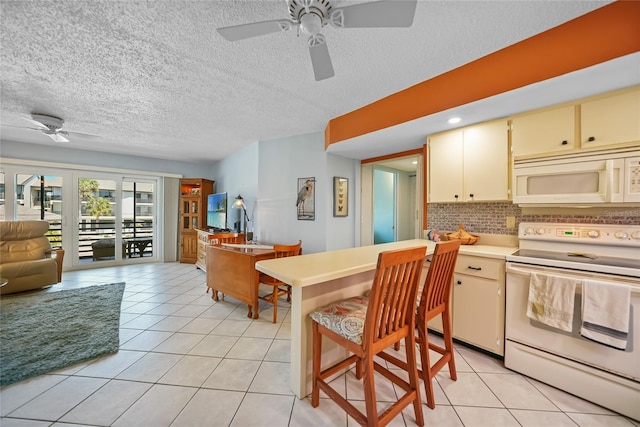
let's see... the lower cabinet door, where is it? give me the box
[452,274,504,355]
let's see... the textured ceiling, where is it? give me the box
[0,0,618,164]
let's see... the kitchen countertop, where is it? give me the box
[458,244,518,259]
[255,239,516,287]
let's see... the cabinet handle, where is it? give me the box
[467,266,482,271]
[561,140,568,145]
[456,280,462,285]
[587,136,596,142]
[469,193,474,199]
[454,194,459,200]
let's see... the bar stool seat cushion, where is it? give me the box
[309,295,369,345]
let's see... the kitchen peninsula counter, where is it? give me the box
[255,239,516,398]
[256,239,434,399]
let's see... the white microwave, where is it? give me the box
[512,147,640,206]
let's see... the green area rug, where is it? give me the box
[0,283,125,386]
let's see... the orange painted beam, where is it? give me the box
[361,148,423,164]
[325,1,640,149]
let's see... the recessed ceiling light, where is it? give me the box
[448,117,461,124]
[412,161,417,165]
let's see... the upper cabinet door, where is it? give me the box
[463,120,509,201]
[428,130,463,203]
[428,120,509,203]
[511,105,575,157]
[581,88,640,149]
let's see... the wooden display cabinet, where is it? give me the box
[179,178,214,263]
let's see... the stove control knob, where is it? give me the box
[525,227,534,235]
[614,231,629,240]
[587,230,600,238]
[631,231,640,240]
[535,228,546,235]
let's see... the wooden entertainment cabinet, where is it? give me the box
[178,178,214,264]
[196,229,245,271]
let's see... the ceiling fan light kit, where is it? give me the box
[216,0,417,81]
[30,113,64,128]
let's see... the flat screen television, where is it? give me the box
[207,192,227,231]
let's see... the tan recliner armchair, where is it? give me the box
[0,220,64,295]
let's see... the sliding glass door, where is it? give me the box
[77,176,121,264]
[76,175,158,265]
[0,162,161,269]
[122,179,155,259]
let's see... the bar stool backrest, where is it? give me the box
[418,240,461,321]
[364,246,427,349]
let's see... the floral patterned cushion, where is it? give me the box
[309,295,369,345]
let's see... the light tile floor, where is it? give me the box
[1,262,638,427]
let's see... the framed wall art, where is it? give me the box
[333,177,348,217]
[296,177,316,221]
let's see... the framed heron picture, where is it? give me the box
[333,177,348,217]
[296,177,315,221]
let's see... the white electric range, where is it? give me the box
[504,222,640,421]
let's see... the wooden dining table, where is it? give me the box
[205,243,275,319]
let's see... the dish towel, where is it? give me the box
[526,272,578,332]
[580,279,631,350]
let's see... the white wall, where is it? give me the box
[396,170,414,241]
[213,132,358,254]
[212,141,259,231]
[325,153,357,251]
[0,140,212,177]
[258,132,327,254]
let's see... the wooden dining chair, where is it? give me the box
[310,246,427,427]
[207,232,245,301]
[379,239,461,409]
[257,240,302,323]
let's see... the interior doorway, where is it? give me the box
[360,154,422,246]
[373,169,395,243]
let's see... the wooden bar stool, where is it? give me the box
[380,239,461,409]
[257,240,302,323]
[310,246,427,427]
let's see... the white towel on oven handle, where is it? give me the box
[580,279,631,351]
[526,272,578,332]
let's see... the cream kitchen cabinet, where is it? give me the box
[424,252,506,356]
[581,88,640,149]
[511,105,576,157]
[428,120,509,203]
[451,254,505,356]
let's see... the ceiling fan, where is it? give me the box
[216,0,418,81]
[14,114,101,143]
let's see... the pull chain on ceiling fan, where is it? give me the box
[216,0,417,81]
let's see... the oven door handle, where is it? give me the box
[506,264,535,277]
[506,263,585,279]
[506,262,640,288]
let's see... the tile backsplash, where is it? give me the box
[427,202,640,235]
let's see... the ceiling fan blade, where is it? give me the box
[330,0,417,28]
[48,132,69,143]
[217,19,295,42]
[22,117,48,129]
[67,131,103,141]
[308,35,335,81]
